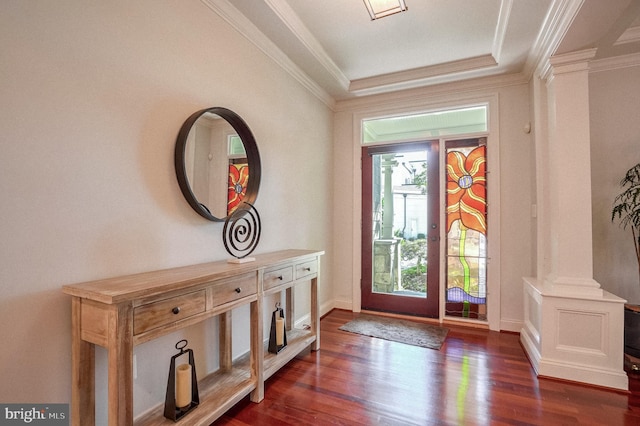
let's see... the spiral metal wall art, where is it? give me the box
[223,202,261,260]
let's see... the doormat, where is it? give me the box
[339,314,448,350]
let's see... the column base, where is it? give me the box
[521,277,628,390]
[545,274,604,298]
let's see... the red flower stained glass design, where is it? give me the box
[445,144,487,317]
[446,145,486,235]
[228,163,249,214]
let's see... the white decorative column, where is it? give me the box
[521,49,628,390]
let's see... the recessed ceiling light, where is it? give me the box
[363,0,408,20]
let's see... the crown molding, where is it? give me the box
[201,0,335,109]
[614,25,640,46]
[539,48,596,87]
[590,51,640,73]
[348,55,499,95]
[550,48,597,72]
[201,0,537,108]
[525,0,585,81]
[492,0,513,63]
[203,0,588,111]
[263,0,350,90]
[336,71,528,112]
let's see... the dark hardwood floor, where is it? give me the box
[216,309,640,425]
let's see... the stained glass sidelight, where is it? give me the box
[445,139,487,319]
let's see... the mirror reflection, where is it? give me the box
[184,113,249,219]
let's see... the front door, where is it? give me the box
[361,141,439,317]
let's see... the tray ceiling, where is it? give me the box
[204,0,640,103]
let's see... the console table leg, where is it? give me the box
[285,287,294,331]
[71,298,95,426]
[107,303,133,426]
[249,297,264,403]
[311,274,320,351]
[219,311,232,371]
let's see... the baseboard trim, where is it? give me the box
[537,357,629,391]
[500,318,524,333]
[332,299,352,312]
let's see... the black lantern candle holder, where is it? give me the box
[164,339,199,421]
[268,302,287,354]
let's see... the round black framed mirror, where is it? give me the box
[175,107,261,222]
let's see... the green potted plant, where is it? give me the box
[612,162,640,365]
[612,162,640,280]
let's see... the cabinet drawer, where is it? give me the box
[134,290,206,335]
[208,272,257,308]
[295,259,318,279]
[263,266,294,291]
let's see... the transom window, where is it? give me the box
[362,105,488,145]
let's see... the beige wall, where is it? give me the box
[0,0,333,421]
[591,63,640,304]
[498,83,535,329]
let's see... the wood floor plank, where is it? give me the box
[214,309,640,425]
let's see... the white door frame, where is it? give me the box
[350,93,501,331]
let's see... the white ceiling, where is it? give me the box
[204,0,640,104]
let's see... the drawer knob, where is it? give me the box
[235,287,242,293]
[172,307,181,315]
[304,267,311,272]
[277,275,283,280]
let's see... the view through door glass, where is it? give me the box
[361,142,439,317]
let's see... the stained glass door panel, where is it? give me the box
[445,138,488,320]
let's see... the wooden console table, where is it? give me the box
[63,249,323,425]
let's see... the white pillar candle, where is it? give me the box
[276,316,284,346]
[175,364,192,409]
